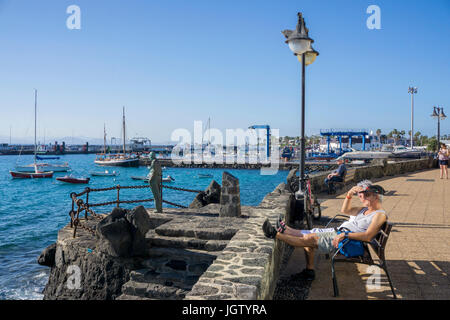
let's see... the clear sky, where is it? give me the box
[0,0,449,144]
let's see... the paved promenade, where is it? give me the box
[281,168,449,300]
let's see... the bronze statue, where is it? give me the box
[148,152,162,212]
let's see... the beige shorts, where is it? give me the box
[316,230,338,254]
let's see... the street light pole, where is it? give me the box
[431,106,447,151]
[300,52,306,192]
[408,86,417,148]
[282,12,317,195]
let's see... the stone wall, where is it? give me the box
[309,158,436,194]
[185,184,292,300]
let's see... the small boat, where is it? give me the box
[90,170,119,177]
[13,90,70,172]
[56,176,90,184]
[94,108,140,167]
[131,175,175,182]
[163,175,175,182]
[198,173,213,178]
[10,170,54,179]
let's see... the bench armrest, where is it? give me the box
[325,214,351,228]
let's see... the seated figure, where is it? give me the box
[324,157,347,194]
[262,180,386,281]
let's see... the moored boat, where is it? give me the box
[90,170,119,177]
[15,162,70,172]
[13,89,71,173]
[131,175,175,182]
[94,155,139,167]
[94,108,140,167]
[10,170,54,179]
[56,176,90,184]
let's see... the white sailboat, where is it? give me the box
[94,107,140,167]
[14,90,70,173]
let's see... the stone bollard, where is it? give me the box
[219,171,241,217]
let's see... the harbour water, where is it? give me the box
[0,154,289,300]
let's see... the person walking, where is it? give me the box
[438,143,449,179]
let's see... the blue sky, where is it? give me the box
[0,0,449,144]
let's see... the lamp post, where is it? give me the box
[431,106,447,151]
[282,12,317,197]
[408,86,417,148]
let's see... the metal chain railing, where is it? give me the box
[68,182,202,238]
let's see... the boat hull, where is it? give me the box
[15,163,70,172]
[56,177,90,184]
[94,158,139,167]
[10,170,54,178]
[90,172,119,176]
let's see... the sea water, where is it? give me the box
[0,154,289,300]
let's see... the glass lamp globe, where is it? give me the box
[288,38,312,55]
[297,49,318,65]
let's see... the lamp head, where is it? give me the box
[296,46,319,65]
[408,87,418,94]
[440,107,447,119]
[282,12,313,55]
[431,106,439,118]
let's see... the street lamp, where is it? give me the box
[282,12,317,197]
[431,106,447,151]
[408,86,417,148]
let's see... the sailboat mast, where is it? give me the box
[122,107,126,154]
[104,123,107,154]
[34,89,37,164]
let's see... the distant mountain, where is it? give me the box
[0,135,175,146]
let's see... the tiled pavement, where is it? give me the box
[282,169,450,300]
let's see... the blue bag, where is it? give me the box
[337,231,365,257]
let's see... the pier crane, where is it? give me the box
[248,125,271,158]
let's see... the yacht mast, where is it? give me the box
[122,106,126,154]
[103,123,107,154]
[34,89,37,164]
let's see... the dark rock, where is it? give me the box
[189,180,221,208]
[96,208,133,257]
[38,243,57,267]
[95,206,152,257]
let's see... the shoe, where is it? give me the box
[290,268,315,281]
[262,219,277,239]
[276,214,286,233]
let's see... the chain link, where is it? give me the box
[69,182,202,238]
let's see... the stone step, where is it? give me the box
[142,247,218,276]
[120,268,201,300]
[121,280,189,300]
[153,224,237,240]
[146,230,228,251]
[129,269,198,289]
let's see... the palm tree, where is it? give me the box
[414,131,421,146]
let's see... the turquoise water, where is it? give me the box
[0,154,288,300]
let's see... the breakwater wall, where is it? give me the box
[308,157,437,194]
[141,158,337,172]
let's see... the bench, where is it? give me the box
[332,169,356,191]
[324,214,397,299]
